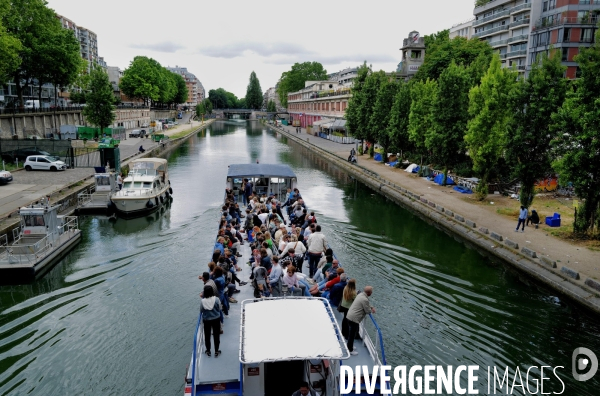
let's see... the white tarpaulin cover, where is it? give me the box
[239,298,348,363]
[404,163,418,173]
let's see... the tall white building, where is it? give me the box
[56,14,105,73]
[450,18,475,39]
[472,0,533,73]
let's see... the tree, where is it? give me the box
[506,51,567,208]
[387,81,413,157]
[345,62,370,144]
[119,56,162,105]
[208,88,228,108]
[415,33,493,82]
[267,99,276,112]
[352,68,386,156]
[408,79,437,157]
[173,73,188,104]
[83,69,116,133]
[237,97,247,109]
[465,55,517,199]
[195,102,205,119]
[428,61,471,185]
[203,98,213,114]
[0,16,21,84]
[1,0,62,106]
[32,26,81,106]
[277,62,328,107]
[551,30,600,234]
[246,71,263,110]
[369,74,398,162]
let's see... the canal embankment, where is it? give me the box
[268,122,600,314]
[0,119,214,242]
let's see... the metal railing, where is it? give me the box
[533,16,599,31]
[473,9,510,27]
[510,2,531,14]
[473,25,509,38]
[506,49,528,58]
[489,38,509,47]
[508,34,529,43]
[509,18,530,29]
[189,314,204,396]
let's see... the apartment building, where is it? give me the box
[528,0,599,78]
[472,0,533,72]
[56,14,103,73]
[287,81,350,128]
[166,66,204,106]
[450,18,475,39]
[328,67,360,87]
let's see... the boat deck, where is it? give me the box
[192,232,378,387]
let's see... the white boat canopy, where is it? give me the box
[131,158,168,171]
[239,298,349,363]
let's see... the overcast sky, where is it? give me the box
[47,0,476,98]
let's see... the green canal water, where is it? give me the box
[0,121,599,395]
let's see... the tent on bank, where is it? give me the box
[405,163,419,173]
[433,173,455,185]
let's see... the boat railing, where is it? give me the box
[60,216,79,234]
[5,232,52,265]
[77,185,96,207]
[360,313,387,366]
[189,313,205,396]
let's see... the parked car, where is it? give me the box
[0,170,13,185]
[1,148,54,163]
[129,129,144,138]
[24,155,67,171]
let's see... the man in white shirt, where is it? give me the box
[306,225,327,278]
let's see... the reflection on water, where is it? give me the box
[0,121,599,395]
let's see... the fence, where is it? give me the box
[316,132,355,144]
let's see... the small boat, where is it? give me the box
[0,198,81,284]
[110,158,173,218]
[77,168,117,214]
[184,164,388,396]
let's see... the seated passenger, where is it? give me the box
[328,273,348,306]
[527,209,540,228]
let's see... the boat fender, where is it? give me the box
[165,191,170,199]
[147,200,155,208]
[160,195,164,204]
[155,197,159,206]
[169,187,173,195]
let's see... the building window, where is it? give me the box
[563,28,571,42]
[549,0,556,9]
[543,1,548,11]
[581,29,593,42]
[410,50,422,59]
[562,47,569,61]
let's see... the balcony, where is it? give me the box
[489,38,509,47]
[508,34,528,43]
[532,16,599,31]
[473,9,510,27]
[473,25,509,38]
[509,18,530,29]
[517,65,526,71]
[510,2,531,14]
[506,49,527,58]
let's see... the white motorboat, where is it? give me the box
[0,198,81,283]
[110,158,173,218]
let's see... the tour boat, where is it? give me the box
[110,158,172,218]
[0,198,81,283]
[184,164,388,396]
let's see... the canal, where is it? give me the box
[0,120,599,395]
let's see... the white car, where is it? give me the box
[24,155,67,171]
[0,170,12,185]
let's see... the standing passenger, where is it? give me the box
[200,286,222,357]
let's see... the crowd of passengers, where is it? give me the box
[198,182,375,358]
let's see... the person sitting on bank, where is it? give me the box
[527,209,540,228]
[291,381,316,396]
[139,145,145,153]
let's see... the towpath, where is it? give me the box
[274,123,600,296]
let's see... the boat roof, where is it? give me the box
[131,158,168,170]
[239,298,349,363]
[227,164,296,179]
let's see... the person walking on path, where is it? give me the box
[516,206,528,232]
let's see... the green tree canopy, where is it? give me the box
[350,67,386,155]
[408,78,437,154]
[83,69,116,132]
[277,62,328,107]
[369,73,398,161]
[208,88,242,109]
[415,32,493,82]
[173,73,188,104]
[0,8,21,84]
[506,51,567,208]
[246,71,263,109]
[551,30,600,234]
[267,99,276,112]
[345,62,370,141]
[1,0,61,106]
[203,98,213,114]
[387,81,413,156]
[428,61,471,184]
[119,56,162,105]
[465,55,517,198]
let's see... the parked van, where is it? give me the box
[24,100,40,109]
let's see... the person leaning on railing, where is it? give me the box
[346,285,376,356]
